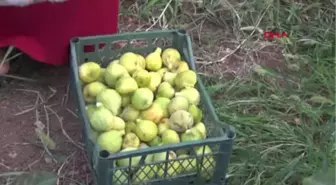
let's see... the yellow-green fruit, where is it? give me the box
[137,54,146,69]
[132,69,151,87]
[181,128,203,142]
[131,88,154,110]
[97,68,106,83]
[96,89,122,116]
[89,103,115,132]
[111,59,119,64]
[154,97,171,118]
[117,147,142,167]
[145,47,163,71]
[132,165,157,183]
[178,154,197,173]
[161,129,180,145]
[188,104,203,124]
[147,72,162,92]
[135,119,158,142]
[125,122,137,133]
[79,61,101,84]
[122,132,140,149]
[171,61,189,73]
[154,151,181,177]
[194,122,207,139]
[195,145,215,180]
[157,68,169,77]
[162,48,181,70]
[140,103,164,124]
[149,136,162,147]
[121,95,131,107]
[157,82,175,99]
[169,110,194,132]
[86,104,97,118]
[176,87,200,105]
[112,169,128,185]
[97,130,123,153]
[175,70,197,89]
[163,72,177,86]
[115,76,138,94]
[82,81,107,103]
[120,105,140,122]
[112,116,126,131]
[168,96,190,115]
[158,118,169,135]
[104,62,129,88]
[119,52,143,74]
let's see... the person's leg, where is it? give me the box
[0,48,10,75]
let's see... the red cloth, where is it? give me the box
[0,0,119,65]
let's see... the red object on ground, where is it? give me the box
[0,0,119,65]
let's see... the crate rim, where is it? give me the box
[69,29,236,162]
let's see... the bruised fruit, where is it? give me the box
[97,130,123,153]
[135,119,158,142]
[157,82,175,99]
[120,105,140,122]
[168,96,189,115]
[157,67,168,77]
[188,104,203,123]
[169,110,194,132]
[176,87,200,105]
[154,97,170,118]
[115,76,138,94]
[162,48,181,70]
[147,72,162,92]
[149,136,162,147]
[132,69,151,87]
[79,61,101,84]
[158,118,169,135]
[163,72,177,86]
[125,122,137,133]
[117,147,141,167]
[161,129,180,145]
[119,52,143,74]
[122,132,140,149]
[171,61,189,73]
[131,88,154,110]
[146,47,163,71]
[181,128,203,142]
[113,116,126,130]
[175,70,197,89]
[83,82,107,103]
[96,89,122,116]
[104,63,129,88]
[140,103,164,123]
[89,102,115,132]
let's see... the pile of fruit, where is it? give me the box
[78,47,214,182]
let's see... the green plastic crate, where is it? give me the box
[69,29,235,185]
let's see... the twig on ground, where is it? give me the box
[145,0,173,31]
[56,151,77,185]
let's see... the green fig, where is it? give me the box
[82,81,107,103]
[162,48,181,70]
[169,110,194,132]
[195,145,215,180]
[112,169,128,185]
[154,151,181,177]
[104,62,129,88]
[174,70,197,89]
[178,154,197,173]
[96,89,122,116]
[131,88,154,110]
[157,67,169,77]
[158,118,170,135]
[89,102,115,132]
[79,61,101,84]
[112,116,126,131]
[137,54,146,69]
[175,87,200,105]
[86,104,97,118]
[125,122,137,133]
[171,61,189,73]
[157,82,175,99]
[119,52,143,74]
[147,72,162,92]
[97,68,106,83]
[132,69,151,87]
[135,119,158,142]
[163,72,177,86]
[115,76,138,94]
[146,47,163,71]
[168,96,190,115]
[181,128,203,142]
[122,132,140,149]
[149,136,162,147]
[132,164,157,183]
[154,97,171,118]
[161,129,180,145]
[188,104,203,123]
[97,129,123,153]
[120,105,140,122]
[140,103,164,123]
[121,94,131,107]
[117,147,142,167]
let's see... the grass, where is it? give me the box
[121,0,335,184]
